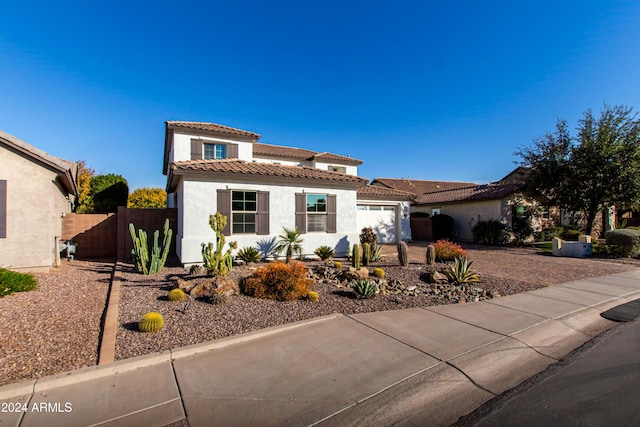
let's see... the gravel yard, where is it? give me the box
[115,245,640,360]
[2,245,639,385]
[0,261,110,387]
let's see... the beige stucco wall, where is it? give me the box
[0,147,73,272]
[413,199,509,242]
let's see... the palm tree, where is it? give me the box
[275,227,304,262]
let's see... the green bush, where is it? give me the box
[472,220,509,245]
[314,245,334,260]
[560,225,582,241]
[605,229,640,257]
[0,268,37,298]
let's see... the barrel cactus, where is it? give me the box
[306,291,319,302]
[373,267,385,279]
[397,241,409,267]
[210,291,229,305]
[168,288,186,302]
[138,312,164,333]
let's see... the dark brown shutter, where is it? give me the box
[326,194,336,233]
[216,189,231,236]
[256,191,269,235]
[191,139,202,160]
[227,143,239,159]
[295,193,307,234]
[0,180,6,238]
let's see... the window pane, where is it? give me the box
[245,192,256,201]
[383,206,394,211]
[307,214,326,232]
[232,201,244,210]
[232,213,256,234]
[369,206,382,211]
[215,144,226,159]
[357,206,367,211]
[204,143,215,160]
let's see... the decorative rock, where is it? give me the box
[212,277,239,297]
[406,285,417,292]
[175,278,196,293]
[190,280,213,299]
[431,271,448,283]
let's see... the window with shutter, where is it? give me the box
[295,193,336,233]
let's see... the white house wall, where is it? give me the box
[312,161,358,176]
[171,132,254,163]
[178,177,358,264]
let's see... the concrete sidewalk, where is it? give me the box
[2,270,640,427]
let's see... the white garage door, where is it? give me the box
[357,205,397,243]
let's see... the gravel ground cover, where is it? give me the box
[115,245,640,360]
[0,261,110,386]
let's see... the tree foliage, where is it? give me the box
[517,104,640,235]
[90,174,129,213]
[75,161,95,213]
[127,187,167,208]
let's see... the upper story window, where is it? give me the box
[204,143,226,160]
[329,165,346,174]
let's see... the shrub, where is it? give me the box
[334,261,343,269]
[444,257,481,285]
[168,288,186,301]
[472,220,508,245]
[314,246,334,260]
[241,261,312,301]
[359,227,378,245]
[432,240,467,262]
[373,267,385,279]
[0,268,37,297]
[306,291,319,302]
[237,246,262,263]
[353,279,376,299]
[138,312,164,333]
[605,229,640,257]
[560,225,582,241]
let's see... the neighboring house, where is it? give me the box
[411,183,524,241]
[0,129,77,272]
[370,177,476,196]
[163,121,411,265]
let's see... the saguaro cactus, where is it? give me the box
[130,219,173,275]
[397,241,409,267]
[362,242,371,267]
[352,244,361,269]
[426,244,436,265]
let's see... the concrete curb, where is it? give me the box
[97,261,122,365]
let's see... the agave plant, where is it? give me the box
[444,257,481,285]
[314,245,335,260]
[237,246,262,263]
[369,241,383,262]
[353,279,376,299]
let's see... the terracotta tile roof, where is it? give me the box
[253,143,363,166]
[415,183,523,205]
[371,178,476,196]
[357,185,415,201]
[253,143,316,160]
[166,121,261,139]
[169,160,369,187]
[0,129,77,196]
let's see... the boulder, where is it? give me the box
[431,270,448,283]
[190,280,214,299]
[175,278,197,293]
[212,277,239,297]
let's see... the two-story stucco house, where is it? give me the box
[163,121,412,265]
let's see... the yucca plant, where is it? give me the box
[237,246,262,263]
[369,241,383,262]
[353,279,376,299]
[314,245,334,260]
[444,257,481,285]
[275,227,304,263]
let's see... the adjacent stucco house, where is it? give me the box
[0,129,77,272]
[163,121,411,265]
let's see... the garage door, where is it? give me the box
[357,205,397,243]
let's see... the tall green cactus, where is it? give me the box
[201,212,237,276]
[129,219,173,275]
[426,244,435,265]
[397,241,409,267]
[362,242,371,267]
[352,244,361,269]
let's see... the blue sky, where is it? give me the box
[1,1,640,191]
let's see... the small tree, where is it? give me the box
[275,227,303,262]
[90,174,129,213]
[517,104,640,235]
[127,187,167,208]
[75,161,95,213]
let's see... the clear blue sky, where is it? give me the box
[2,1,640,191]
